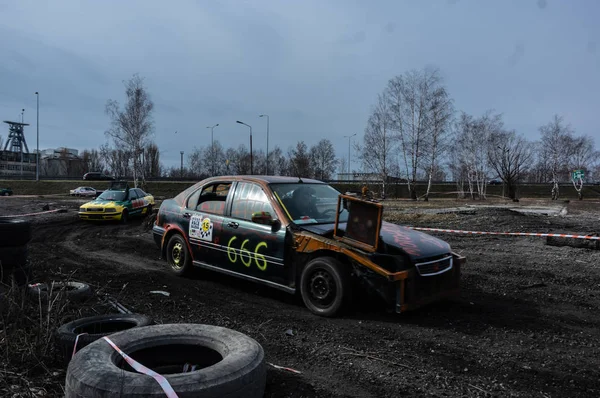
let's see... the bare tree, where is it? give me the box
[386,68,448,199]
[266,146,287,176]
[451,111,502,199]
[567,135,597,200]
[100,144,130,179]
[287,141,312,177]
[143,143,161,178]
[337,156,347,179]
[105,74,155,187]
[81,149,105,173]
[422,86,453,201]
[488,130,534,199]
[539,115,573,200]
[310,139,337,180]
[357,93,394,197]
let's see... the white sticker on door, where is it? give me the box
[189,214,202,239]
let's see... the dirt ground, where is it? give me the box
[1,195,600,397]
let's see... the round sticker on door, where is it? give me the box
[199,217,213,241]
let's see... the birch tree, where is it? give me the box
[386,68,448,199]
[105,74,155,188]
[422,86,453,200]
[539,115,573,200]
[357,93,394,197]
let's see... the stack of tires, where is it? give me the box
[0,219,32,287]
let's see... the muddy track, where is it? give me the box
[6,198,600,397]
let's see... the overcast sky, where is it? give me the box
[0,0,598,169]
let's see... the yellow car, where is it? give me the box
[79,185,154,223]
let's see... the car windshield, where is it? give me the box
[98,190,126,201]
[270,183,348,225]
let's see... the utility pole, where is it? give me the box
[343,133,357,179]
[236,121,253,175]
[206,124,219,176]
[180,151,184,178]
[35,92,39,181]
[259,114,269,175]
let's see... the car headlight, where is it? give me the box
[105,208,117,213]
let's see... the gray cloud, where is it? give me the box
[0,0,598,168]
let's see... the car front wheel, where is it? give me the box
[300,257,349,317]
[166,234,193,276]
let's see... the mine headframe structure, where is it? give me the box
[3,120,30,154]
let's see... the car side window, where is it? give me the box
[189,182,232,215]
[128,190,139,200]
[230,182,275,221]
[135,189,146,197]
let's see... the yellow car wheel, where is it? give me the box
[166,234,192,276]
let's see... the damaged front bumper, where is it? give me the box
[354,252,465,314]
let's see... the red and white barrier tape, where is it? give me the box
[410,227,600,240]
[72,333,88,358]
[0,209,61,218]
[268,362,302,374]
[103,337,179,398]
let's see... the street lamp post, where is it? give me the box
[236,120,253,175]
[20,109,25,177]
[259,114,269,175]
[35,92,39,181]
[180,151,184,178]
[343,133,357,179]
[206,124,219,176]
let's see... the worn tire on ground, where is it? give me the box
[65,323,266,397]
[0,219,31,247]
[0,245,30,286]
[56,313,154,366]
[28,281,93,303]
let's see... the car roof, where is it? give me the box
[174,175,326,203]
[206,175,324,184]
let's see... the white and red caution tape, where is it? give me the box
[409,227,600,240]
[103,336,179,398]
[268,362,302,374]
[0,209,61,218]
[72,333,88,358]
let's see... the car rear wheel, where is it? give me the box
[120,210,128,224]
[166,234,193,276]
[300,257,349,317]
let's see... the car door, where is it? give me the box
[127,189,143,217]
[220,182,287,285]
[184,181,232,266]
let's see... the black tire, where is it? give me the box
[65,323,266,398]
[0,245,27,268]
[166,234,193,276]
[300,256,349,317]
[28,281,93,303]
[0,219,31,247]
[57,313,154,367]
[147,205,153,216]
[121,210,128,224]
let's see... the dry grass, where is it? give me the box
[0,272,111,397]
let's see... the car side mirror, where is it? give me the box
[251,211,275,225]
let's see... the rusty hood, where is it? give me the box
[301,220,451,260]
